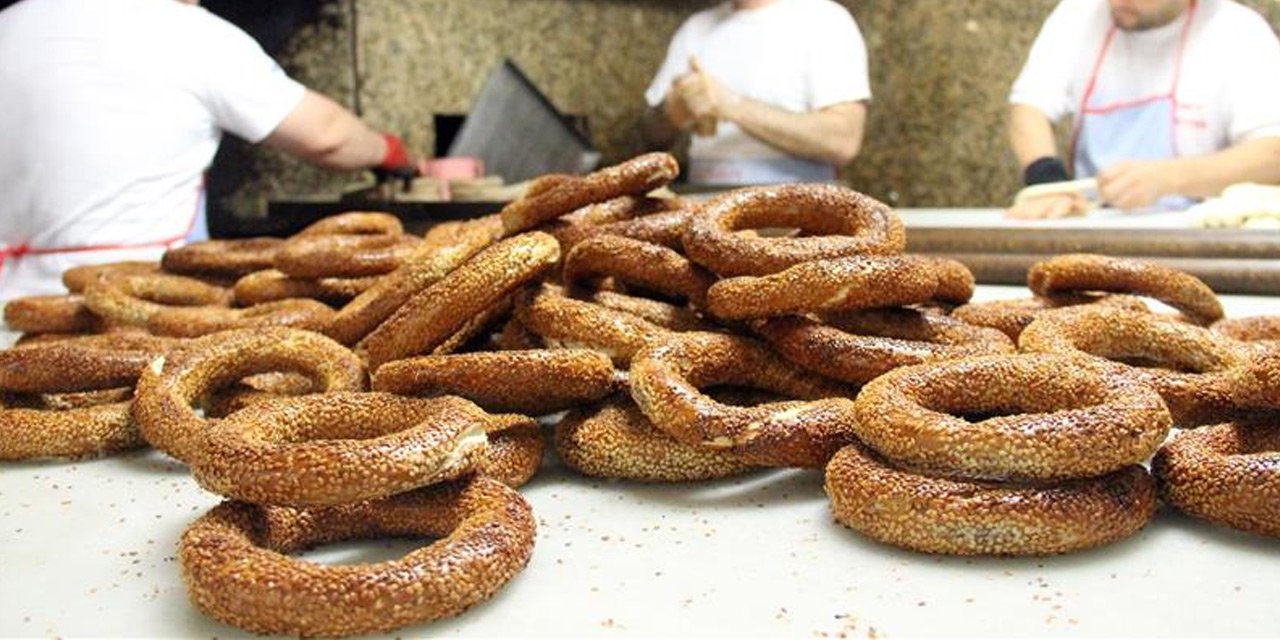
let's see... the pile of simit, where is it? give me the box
[1,152,1278,637]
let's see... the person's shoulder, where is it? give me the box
[793,0,856,21]
[1205,0,1278,40]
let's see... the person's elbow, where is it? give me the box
[826,134,862,167]
[290,125,350,169]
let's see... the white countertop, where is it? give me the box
[2,286,1279,638]
[896,207,1209,230]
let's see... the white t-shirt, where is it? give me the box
[645,0,871,185]
[1010,0,1280,158]
[0,0,305,299]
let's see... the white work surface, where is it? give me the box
[896,207,1208,230]
[2,286,1279,638]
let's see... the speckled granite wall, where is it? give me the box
[220,0,1280,219]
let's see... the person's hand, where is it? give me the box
[373,133,418,187]
[662,83,697,132]
[674,57,739,123]
[1005,192,1090,219]
[1098,160,1174,211]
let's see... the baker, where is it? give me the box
[0,0,416,299]
[1007,0,1280,218]
[641,0,870,186]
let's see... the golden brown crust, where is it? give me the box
[62,261,162,293]
[683,184,906,277]
[0,398,140,461]
[0,334,174,394]
[82,273,232,327]
[925,257,976,306]
[275,234,420,279]
[481,414,545,488]
[1213,316,1280,344]
[1152,421,1280,538]
[825,442,1158,556]
[500,153,679,233]
[133,327,367,463]
[294,211,404,237]
[705,256,939,321]
[359,233,560,368]
[146,298,335,338]
[549,206,693,253]
[1020,305,1250,427]
[3,294,101,334]
[1027,253,1224,325]
[582,290,713,332]
[555,395,757,482]
[372,349,618,415]
[563,235,715,307]
[178,477,536,637]
[754,308,1015,385]
[515,284,671,367]
[191,393,492,506]
[161,238,283,278]
[629,332,858,468]
[232,269,379,306]
[949,293,1149,341]
[852,354,1171,481]
[326,228,495,346]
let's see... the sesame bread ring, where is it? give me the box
[705,255,939,321]
[232,269,378,307]
[682,184,906,277]
[422,214,506,248]
[274,234,420,279]
[824,442,1158,556]
[359,232,560,368]
[372,349,618,415]
[550,205,693,253]
[0,396,139,461]
[754,308,1015,385]
[0,333,174,394]
[480,413,546,488]
[190,393,492,506]
[146,299,335,338]
[554,394,758,482]
[1027,253,1224,325]
[326,227,495,346]
[1152,421,1280,538]
[178,477,535,637]
[82,273,232,327]
[950,293,1149,341]
[563,235,715,307]
[133,327,366,463]
[1020,305,1250,427]
[540,195,670,248]
[501,153,680,233]
[161,238,284,278]
[62,261,161,293]
[1230,352,1280,412]
[584,290,713,332]
[4,294,101,334]
[926,257,977,306]
[295,211,404,237]
[515,284,671,367]
[852,354,1171,481]
[1213,316,1280,345]
[629,332,859,468]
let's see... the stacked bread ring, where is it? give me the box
[5,153,1280,636]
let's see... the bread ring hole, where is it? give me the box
[291,537,441,566]
[727,200,864,237]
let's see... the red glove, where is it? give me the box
[379,133,411,171]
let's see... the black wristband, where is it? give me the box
[1023,156,1070,186]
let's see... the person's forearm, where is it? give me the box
[1163,137,1280,198]
[642,103,683,150]
[263,90,388,171]
[1009,103,1060,169]
[722,99,864,166]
